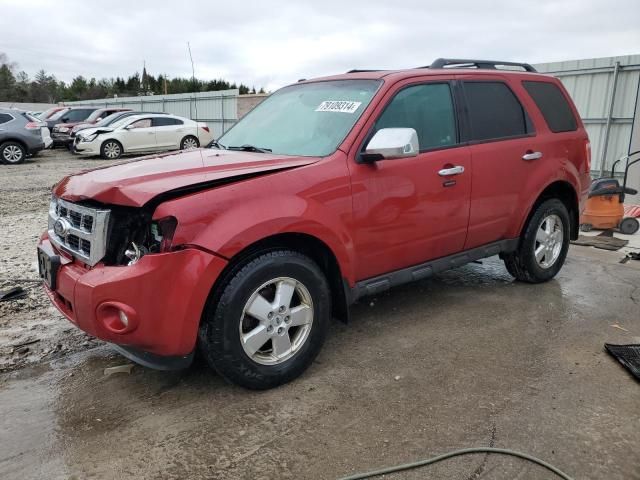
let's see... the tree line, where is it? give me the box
[0,53,265,104]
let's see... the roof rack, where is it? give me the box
[346,69,385,73]
[426,58,537,72]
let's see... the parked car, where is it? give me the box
[38,58,590,389]
[46,107,98,144]
[47,107,97,124]
[0,109,48,164]
[73,113,214,159]
[51,107,132,149]
[70,110,164,139]
[38,107,67,120]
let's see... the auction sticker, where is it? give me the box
[315,101,362,113]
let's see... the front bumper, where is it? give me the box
[73,137,101,155]
[38,235,228,364]
[52,131,73,146]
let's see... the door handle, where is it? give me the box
[438,165,465,176]
[522,151,543,161]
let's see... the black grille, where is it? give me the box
[69,210,82,228]
[82,215,94,232]
[67,234,80,250]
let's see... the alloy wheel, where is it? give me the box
[2,145,23,163]
[183,137,198,149]
[534,214,563,268]
[104,142,121,159]
[239,277,314,365]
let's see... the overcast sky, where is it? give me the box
[0,0,638,91]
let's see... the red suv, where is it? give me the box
[38,59,590,389]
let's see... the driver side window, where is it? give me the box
[375,83,457,151]
[129,118,152,129]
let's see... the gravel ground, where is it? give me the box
[0,149,121,372]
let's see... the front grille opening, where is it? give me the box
[69,210,82,228]
[82,216,94,232]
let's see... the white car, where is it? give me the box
[73,113,214,159]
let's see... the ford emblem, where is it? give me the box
[54,218,70,237]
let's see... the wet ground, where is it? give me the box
[1,150,640,479]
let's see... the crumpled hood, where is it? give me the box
[53,148,320,207]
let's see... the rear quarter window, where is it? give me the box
[522,81,578,133]
[0,113,14,125]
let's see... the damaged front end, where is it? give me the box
[48,196,178,268]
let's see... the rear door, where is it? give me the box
[153,117,185,148]
[459,77,540,249]
[122,118,157,151]
[348,78,472,280]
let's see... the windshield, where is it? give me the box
[97,112,126,126]
[217,79,381,157]
[110,116,138,129]
[48,108,69,121]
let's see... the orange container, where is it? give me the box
[580,194,624,229]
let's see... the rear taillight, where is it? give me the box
[25,122,43,130]
[585,141,591,172]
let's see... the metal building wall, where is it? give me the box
[68,89,239,138]
[534,55,640,178]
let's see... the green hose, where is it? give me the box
[338,447,574,480]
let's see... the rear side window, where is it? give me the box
[463,82,529,141]
[0,113,13,125]
[153,117,184,126]
[374,83,457,150]
[522,81,577,133]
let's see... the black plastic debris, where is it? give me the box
[0,286,27,302]
[619,252,640,264]
[571,234,628,251]
[605,343,640,381]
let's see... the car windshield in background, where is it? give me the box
[96,112,126,126]
[217,79,382,157]
[109,116,137,129]
[48,109,69,121]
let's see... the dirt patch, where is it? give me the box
[0,149,120,372]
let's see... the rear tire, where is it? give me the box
[180,135,199,150]
[619,217,639,235]
[502,199,570,283]
[100,139,123,159]
[198,250,330,390]
[1,141,26,165]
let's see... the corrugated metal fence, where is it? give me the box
[69,89,239,138]
[534,55,640,177]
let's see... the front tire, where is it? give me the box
[1,141,26,165]
[502,199,570,283]
[180,135,199,150]
[198,250,331,390]
[100,139,123,159]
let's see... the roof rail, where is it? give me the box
[426,58,537,73]
[346,69,384,73]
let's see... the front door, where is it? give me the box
[348,80,472,281]
[123,118,157,151]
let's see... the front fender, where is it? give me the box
[152,158,356,285]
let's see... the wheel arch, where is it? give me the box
[520,180,579,240]
[203,232,351,325]
[100,137,124,154]
[0,138,28,152]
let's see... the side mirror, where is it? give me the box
[124,124,134,130]
[362,128,419,162]
[61,117,69,123]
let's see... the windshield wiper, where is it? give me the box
[208,140,226,149]
[226,144,272,153]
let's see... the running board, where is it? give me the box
[351,239,519,301]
